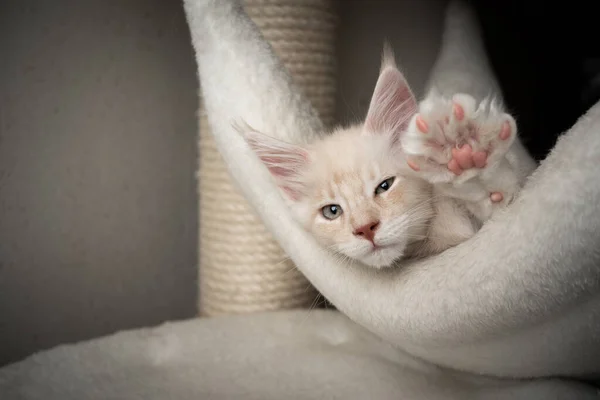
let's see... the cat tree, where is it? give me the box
[198,0,338,316]
[191,0,600,379]
[1,0,599,398]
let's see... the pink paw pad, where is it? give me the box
[407,159,420,171]
[453,103,465,121]
[490,192,503,203]
[451,144,474,170]
[416,115,429,133]
[447,144,488,176]
[472,151,488,168]
[447,159,462,175]
[499,121,511,141]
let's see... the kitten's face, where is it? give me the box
[243,45,431,267]
[288,129,432,268]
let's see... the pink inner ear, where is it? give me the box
[281,186,302,201]
[261,154,305,178]
[365,67,417,137]
[244,130,309,201]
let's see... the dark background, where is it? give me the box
[472,0,599,161]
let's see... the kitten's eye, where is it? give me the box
[321,204,343,220]
[375,177,395,195]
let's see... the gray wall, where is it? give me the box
[0,0,199,366]
[336,0,445,124]
[0,0,445,366]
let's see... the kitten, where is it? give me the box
[240,47,521,268]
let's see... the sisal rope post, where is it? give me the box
[198,0,339,316]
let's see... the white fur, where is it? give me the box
[3,310,598,400]
[188,0,600,383]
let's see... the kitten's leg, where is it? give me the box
[415,193,479,257]
[401,93,520,221]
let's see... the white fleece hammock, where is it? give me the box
[2,310,598,400]
[1,1,600,399]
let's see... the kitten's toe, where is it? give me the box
[472,151,488,168]
[415,114,430,134]
[476,113,517,166]
[451,93,477,121]
[490,191,504,203]
[404,110,452,168]
[407,158,421,172]
[500,120,512,140]
[447,158,463,175]
[451,144,474,170]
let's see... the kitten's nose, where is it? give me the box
[353,221,380,242]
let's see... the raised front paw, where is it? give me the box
[401,93,516,188]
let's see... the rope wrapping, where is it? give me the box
[198,0,338,316]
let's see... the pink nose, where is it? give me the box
[353,221,380,242]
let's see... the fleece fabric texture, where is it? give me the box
[1,310,598,400]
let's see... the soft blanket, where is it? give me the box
[1,310,597,399]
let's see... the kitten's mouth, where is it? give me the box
[359,242,404,268]
[370,243,390,252]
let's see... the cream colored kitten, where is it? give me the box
[241,48,521,268]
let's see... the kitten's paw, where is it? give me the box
[401,93,516,186]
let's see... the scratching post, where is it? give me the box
[198,0,339,316]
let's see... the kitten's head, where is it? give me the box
[241,47,433,268]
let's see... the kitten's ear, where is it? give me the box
[364,43,418,137]
[236,123,310,201]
